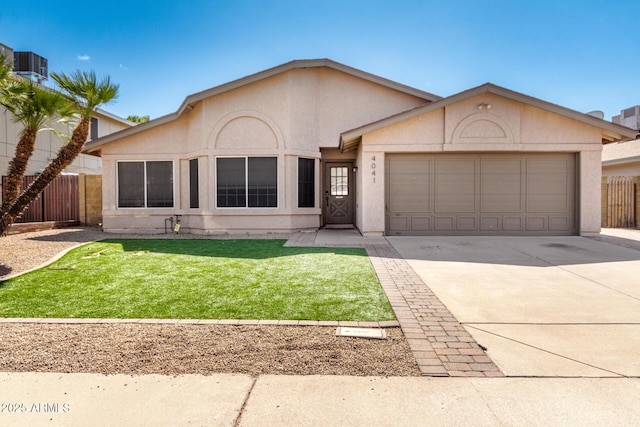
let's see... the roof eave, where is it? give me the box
[83,59,440,155]
[339,83,637,148]
[602,155,640,166]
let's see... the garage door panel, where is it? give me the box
[481,174,522,192]
[412,216,432,231]
[435,159,475,174]
[390,196,430,213]
[481,216,500,231]
[526,217,547,231]
[389,157,430,172]
[435,175,475,194]
[388,157,431,213]
[458,216,477,231]
[527,195,570,213]
[389,216,409,231]
[386,153,576,236]
[527,174,568,194]
[435,216,455,231]
[481,194,523,212]
[503,216,524,231]
[482,159,523,174]
[527,158,572,174]
[435,195,476,213]
[549,216,569,230]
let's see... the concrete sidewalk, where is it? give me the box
[1,373,639,426]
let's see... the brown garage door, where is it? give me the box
[386,153,576,236]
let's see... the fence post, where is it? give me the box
[79,174,87,225]
[601,176,608,228]
[636,176,640,229]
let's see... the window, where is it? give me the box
[189,158,199,209]
[117,161,173,208]
[90,117,98,140]
[330,166,349,196]
[217,157,277,208]
[298,158,315,208]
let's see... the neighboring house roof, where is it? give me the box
[83,59,441,154]
[95,107,135,126]
[340,83,638,151]
[602,138,640,167]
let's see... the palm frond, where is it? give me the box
[51,70,119,119]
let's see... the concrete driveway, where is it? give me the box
[388,233,640,377]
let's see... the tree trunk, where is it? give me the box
[0,129,38,215]
[0,119,90,235]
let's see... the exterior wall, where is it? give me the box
[603,162,640,176]
[579,150,602,235]
[602,139,640,177]
[1,106,130,190]
[100,68,428,234]
[358,93,604,236]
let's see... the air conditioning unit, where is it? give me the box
[13,51,48,82]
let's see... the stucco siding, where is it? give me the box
[98,66,428,234]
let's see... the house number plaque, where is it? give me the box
[371,155,377,183]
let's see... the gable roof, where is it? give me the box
[340,83,637,151]
[83,59,441,154]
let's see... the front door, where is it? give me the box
[324,162,354,225]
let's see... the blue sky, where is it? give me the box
[1,1,638,121]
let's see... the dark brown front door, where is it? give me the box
[324,162,354,225]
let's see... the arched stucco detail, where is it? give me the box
[450,113,516,144]
[209,110,285,149]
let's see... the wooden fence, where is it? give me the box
[1,175,79,223]
[602,176,637,228]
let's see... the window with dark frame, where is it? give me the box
[216,157,277,208]
[117,162,144,207]
[90,117,98,140]
[189,158,199,209]
[298,158,315,208]
[146,161,173,207]
[117,161,173,208]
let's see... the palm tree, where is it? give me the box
[0,79,74,215]
[0,70,118,235]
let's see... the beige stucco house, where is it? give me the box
[84,59,635,236]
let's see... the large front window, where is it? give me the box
[117,161,173,208]
[216,157,277,208]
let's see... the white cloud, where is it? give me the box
[76,54,91,61]
[119,64,128,70]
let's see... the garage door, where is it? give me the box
[386,153,576,236]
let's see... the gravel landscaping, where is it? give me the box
[0,227,420,376]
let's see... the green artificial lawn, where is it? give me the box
[0,239,394,321]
